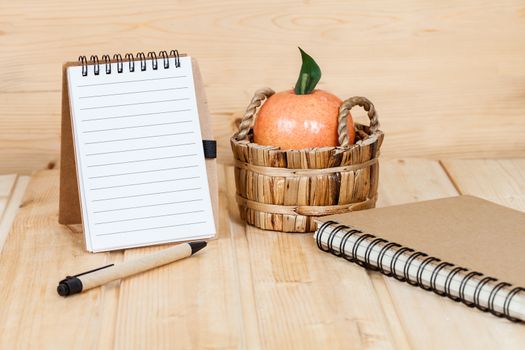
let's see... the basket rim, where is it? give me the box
[231,123,384,153]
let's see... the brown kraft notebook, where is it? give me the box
[314,195,525,322]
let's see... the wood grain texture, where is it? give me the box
[1,1,525,173]
[0,175,30,249]
[0,175,17,219]
[0,160,524,349]
[441,159,525,212]
[0,171,115,348]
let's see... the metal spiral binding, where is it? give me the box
[79,56,88,76]
[458,271,482,307]
[326,224,348,257]
[377,242,401,276]
[125,53,135,72]
[503,287,525,322]
[170,49,180,68]
[89,55,100,75]
[487,282,511,317]
[159,50,169,68]
[113,54,123,73]
[78,50,182,76]
[147,51,158,70]
[444,267,467,301]
[137,52,146,71]
[404,252,427,286]
[352,233,374,268]
[315,221,336,252]
[102,55,111,74]
[416,257,440,290]
[315,222,524,322]
[473,277,497,311]
[430,262,453,296]
[340,229,362,263]
[364,238,387,270]
[390,247,414,281]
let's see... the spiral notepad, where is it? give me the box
[62,50,216,252]
[314,195,525,322]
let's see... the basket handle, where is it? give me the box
[337,96,379,148]
[234,87,275,141]
[235,90,380,147]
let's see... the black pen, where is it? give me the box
[57,241,206,297]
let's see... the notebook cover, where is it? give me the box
[58,55,219,239]
[319,195,525,287]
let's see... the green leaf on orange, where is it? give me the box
[294,47,322,95]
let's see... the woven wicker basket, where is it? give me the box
[230,88,384,233]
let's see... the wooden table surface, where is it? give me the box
[1,159,524,349]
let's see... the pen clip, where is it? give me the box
[74,263,114,278]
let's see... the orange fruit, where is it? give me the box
[253,89,355,150]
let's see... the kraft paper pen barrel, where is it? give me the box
[57,241,206,297]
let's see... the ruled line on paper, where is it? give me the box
[84,131,194,145]
[87,154,197,168]
[83,121,192,133]
[92,199,204,213]
[82,109,191,122]
[88,165,199,179]
[80,87,188,99]
[92,187,202,202]
[90,177,200,190]
[80,97,190,110]
[86,142,195,156]
[97,221,207,236]
[77,75,187,88]
[95,210,205,225]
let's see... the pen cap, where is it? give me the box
[57,276,83,296]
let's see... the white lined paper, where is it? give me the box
[67,56,215,252]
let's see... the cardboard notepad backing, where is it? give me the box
[58,56,219,243]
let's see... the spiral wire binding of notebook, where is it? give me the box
[314,195,525,322]
[61,50,217,252]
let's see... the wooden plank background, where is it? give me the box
[1,0,525,174]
